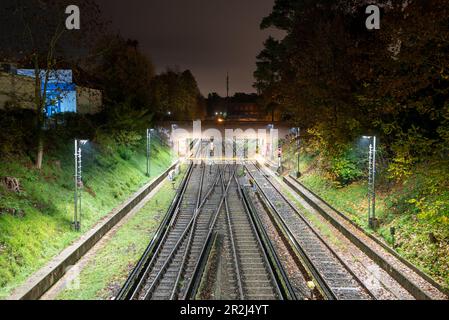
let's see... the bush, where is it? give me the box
[113,130,142,149]
[0,110,35,157]
[389,160,449,229]
[117,146,133,161]
[330,156,363,186]
[94,154,118,171]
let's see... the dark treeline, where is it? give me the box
[0,0,204,166]
[94,36,205,130]
[256,0,449,182]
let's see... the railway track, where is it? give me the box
[117,141,213,299]
[282,173,449,300]
[136,144,224,300]
[245,162,373,300]
[119,139,390,301]
[119,137,248,300]
[193,164,294,300]
[133,164,206,299]
[223,168,281,300]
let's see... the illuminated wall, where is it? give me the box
[16,69,77,116]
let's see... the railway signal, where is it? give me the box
[277,146,282,169]
[210,137,215,158]
[268,124,275,161]
[73,139,88,232]
[233,137,237,163]
[244,138,249,159]
[363,135,378,229]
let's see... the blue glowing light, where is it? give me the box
[17,69,77,117]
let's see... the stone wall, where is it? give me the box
[0,72,103,114]
[76,86,102,115]
[0,72,35,110]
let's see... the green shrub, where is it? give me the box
[94,154,118,171]
[329,148,364,186]
[117,146,133,161]
[113,130,142,149]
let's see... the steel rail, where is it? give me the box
[141,165,220,300]
[180,164,236,300]
[116,162,194,300]
[116,139,203,300]
[128,140,206,300]
[245,162,336,299]
[238,178,298,300]
[224,168,245,300]
[257,163,378,294]
[246,162,374,300]
[284,174,449,300]
[169,164,226,300]
[234,172,284,300]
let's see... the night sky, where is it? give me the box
[95,0,284,96]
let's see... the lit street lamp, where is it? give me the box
[363,135,378,229]
[74,139,88,232]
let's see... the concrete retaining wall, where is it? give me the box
[0,72,35,110]
[76,86,102,115]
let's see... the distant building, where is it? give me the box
[226,102,270,121]
[0,67,102,115]
[206,93,273,122]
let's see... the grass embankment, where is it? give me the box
[0,138,174,299]
[286,154,449,290]
[56,167,184,300]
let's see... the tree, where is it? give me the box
[255,0,449,178]
[0,0,103,169]
[150,68,205,121]
[96,36,155,112]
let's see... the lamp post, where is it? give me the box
[171,124,179,157]
[295,127,301,178]
[146,129,154,177]
[277,144,282,171]
[268,124,274,162]
[363,136,377,229]
[244,138,248,160]
[74,139,88,232]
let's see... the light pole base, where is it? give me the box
[72,221,81,232]
[296,171,302,179]
[369,217,379,229]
